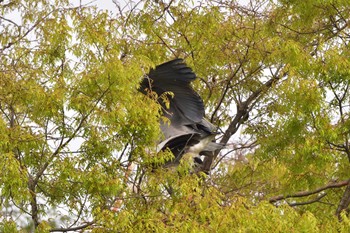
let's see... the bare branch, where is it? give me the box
[202,67,286,173]
[0,16,21,30]
[49,222,94,232]
[288,193,327,207]
[0,9,56,52]
[269,180,349,203]
[336,178,350,220]
[154,0,176,22]
[210,62,244,123]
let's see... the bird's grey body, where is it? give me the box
[140,58,223,168]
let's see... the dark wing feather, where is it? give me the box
[158,133,201,167]
[140,59,205,124]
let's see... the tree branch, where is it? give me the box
[49,221,94,232]
[210,62,244,123]
[202,67,285,173]
[335,178,350,220]
[269,180,349,203]
[33,84,112,186]
[0,9,56,52]
[28,175,40,228]
[288,193,327,207]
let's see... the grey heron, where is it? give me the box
[140,58,223,169]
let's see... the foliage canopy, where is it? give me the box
[1,0,350,232]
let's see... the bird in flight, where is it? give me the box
[139,58,223,170]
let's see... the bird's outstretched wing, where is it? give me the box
[140,58,205,125]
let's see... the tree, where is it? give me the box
[1,0,350,232]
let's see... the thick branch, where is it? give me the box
[288,192,327,207]
[202,70,283,173]
[269,180,349,203]
[335,178,350,220]
[28,175,40,228]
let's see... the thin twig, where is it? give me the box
[49,222,94,232]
